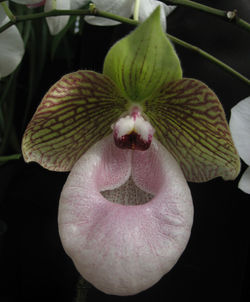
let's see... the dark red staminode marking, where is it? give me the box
[114,131,152,151]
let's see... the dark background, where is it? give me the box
[1,0,250,301]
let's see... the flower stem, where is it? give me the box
[0,153,21,164]
[0,2,16,22]
[133,0,140,21]
[164,0,250,33]
[0,7,138,34]
[0,6,249,86]
[167,34,250,86]
[75,277,91,302]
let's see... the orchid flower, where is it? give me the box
[43,0,89,35]
[84,0,175,29]
[22,8,240,295]
[230,97,250,194]
[31,0,175,33]
[0,1,47,77]
[0,3,24,78]
[18,0,89,35]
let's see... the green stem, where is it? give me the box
[75,277,91,302]
[0,2,16,22]
[90,8,138,26]
[22,26,36,132]
[164,0,250,33]
[0,153,22,163]
[167,34,250,86]
[133,0,140,21]
[0,8,137,34]
[0,6,249,86]
[0,86,16,155]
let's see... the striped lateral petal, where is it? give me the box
[144,78,241,182]
[22,70,127,171]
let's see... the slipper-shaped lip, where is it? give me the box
[58,135,193,295]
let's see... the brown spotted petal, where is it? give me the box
[22,70,127,171]
[144,78,241,182]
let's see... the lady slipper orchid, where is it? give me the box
[22,8,240,295]
[230,96,250,194]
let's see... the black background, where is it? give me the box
[0,0,250,301]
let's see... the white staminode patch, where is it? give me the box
[115,116,134,138]
[115,115,154,140]
[134,116,154,141]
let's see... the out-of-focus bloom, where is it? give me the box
[230,96,250,194]
[0,4,24,78]
[85,0,175,29]
[29,0,175,33]
[13,0,89,35]
[22,8,240,295]
[0,0,45,77]
[44,0,89,35]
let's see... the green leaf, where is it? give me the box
[22,71,128,171]
[103,7,182,103]
[144,78,241,182]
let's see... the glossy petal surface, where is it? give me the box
[103,7,182,102]
[144,78,240,182]
[229,96,250,166]
[22,71,127,171]
[58,135,193,295]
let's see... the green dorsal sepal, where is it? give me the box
[103,6,182,103]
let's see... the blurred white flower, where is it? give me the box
[0,4,24,78]
[85,0,175,30]
[230,96,250,194]
[44,0,89,35]
[12,0,89,35]
[37,0,175,35]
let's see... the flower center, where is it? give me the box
[101,177,154,205]
[112,107,155,151]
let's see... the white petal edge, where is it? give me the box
[0,15,24,78]
[58,135,193,295]
[70,0,89,10]
[238,166,250,194]
[44,0,70,35]
[230,96,250,166]
[84,0,134,26]
[135,0,176,30]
